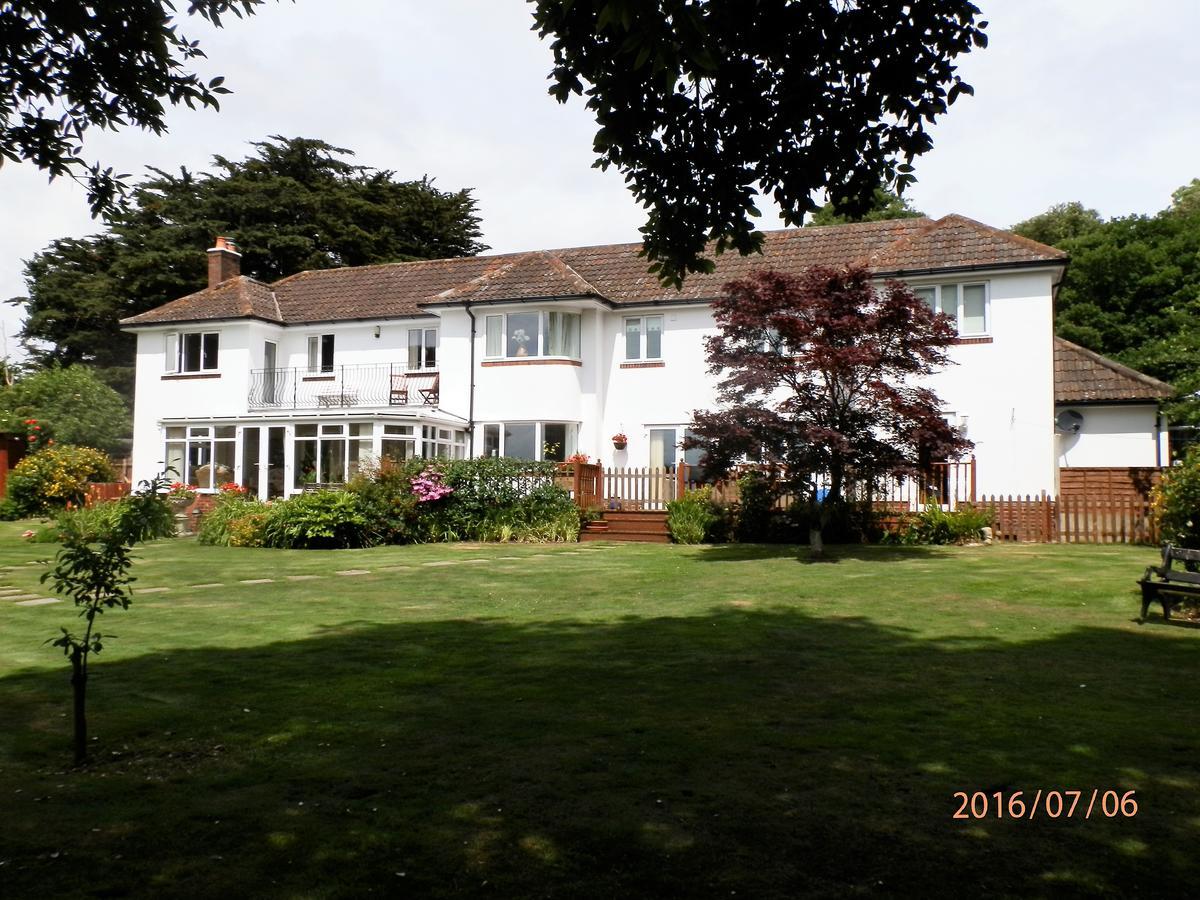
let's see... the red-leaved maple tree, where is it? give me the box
[688,266,971,553]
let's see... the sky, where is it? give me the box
[2,0,1199,358]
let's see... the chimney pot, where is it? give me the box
[207,236,242,288]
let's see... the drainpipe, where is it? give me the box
[465,302,477,457]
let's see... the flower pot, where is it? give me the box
[613,441,627,451]
[167,497,193,513]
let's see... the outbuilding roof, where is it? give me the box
[121,214,1067,327]
[1054,337,1173,404]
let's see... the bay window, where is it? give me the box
[293,422,371,486]
[165,425,235,489]
[482,421,578,461]
[483,310,581,359]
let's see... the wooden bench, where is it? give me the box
[390,372,439,406]
[1138,544,1200,620]
[317,390,358,408]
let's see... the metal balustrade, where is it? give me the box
[247,363,437,411]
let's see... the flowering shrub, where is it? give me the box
[166,482,198,503]
[218,482,248,494]
[611,432,628,444]
[1151,446,1200,548]
[565,452,590,464]
[6,444,115,516]
[23,417,53,449]
[410,468,453,502]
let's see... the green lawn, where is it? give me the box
[0,525,1196,897]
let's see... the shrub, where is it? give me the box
[262,491,374,549]
[667,487,720,544]
[732,471,778,543]
[0,498,21,521]
[39,494,176,545]
[887,502,992,545]
[197,492,271,546]
[1151,446,1200,549]
[6,444,115,516]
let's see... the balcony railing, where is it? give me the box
[247,363,439,411]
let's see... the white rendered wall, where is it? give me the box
[1056,404,1164,468]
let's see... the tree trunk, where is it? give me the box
[808,525,824,557]
[71,649,87,766]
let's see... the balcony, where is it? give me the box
[247,363,439,411]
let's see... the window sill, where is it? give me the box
[482,358,582,367]
[620,360,665,369]
[161,372,221,380]
[953,336,993,345]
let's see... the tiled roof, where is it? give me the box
[1054,338,1173,403]
[121,216,1067,326]
[122,276,282,325]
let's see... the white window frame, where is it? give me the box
[408,327,438,370]
[307,334,335,373]
[912,282,990,337]
[480,421,578,461]
[623,314,664,360]
[481,311,581,360]
[164,424,236,490]
[164,330,220,373]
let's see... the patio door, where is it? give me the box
[648,428,677,505]
[241,426,287,500]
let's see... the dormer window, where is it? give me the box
[164,331,219,373]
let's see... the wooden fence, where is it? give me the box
[981,493,1158,544]
[85,482,131,505]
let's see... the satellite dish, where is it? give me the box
[1055,409,1084,434]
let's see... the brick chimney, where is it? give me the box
[207,236,241,288]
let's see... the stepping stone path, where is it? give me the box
[138,587,172,594]
[15,598,60,606]
[421,560,460,567]
[6,594,42,601]
[240,578,274,585]
[189,583,224,589]
[376,566,411,573]
[286,574,322,581]
[335,569,371,576]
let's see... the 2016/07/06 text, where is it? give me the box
[952,790,1138,820]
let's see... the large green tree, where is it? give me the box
[1014,191,1200,424]
[530,0,987,285]
[0,1,272,214]
[0,365,130,454]
[809,187,925,226]
[12,136,487,394]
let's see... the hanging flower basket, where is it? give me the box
[612,432,628,451]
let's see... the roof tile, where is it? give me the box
[1054,338,1172,403]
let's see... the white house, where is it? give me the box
[121,216,1170,502]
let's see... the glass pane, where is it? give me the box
[321,423,345,435]
[625,318,641,360]
[320,438,346,483]
[183,333,202,372]
[308,336,319,371]
[189,426,211,438]
[166,426,185,440]
[381,439,414,462]
[483,424,500,457]
[649,429,677,469]
[646,316,663,358]
[213,438,235,486]
[384,424,413,435]
[939,284,958,319]
[350,422,371,437]
[349,440,370,478]
[424,329,437,368]
[295,424,317,437]
[202,333,219,370]
[913,287,936,312]
[485,316,503,357]
[543,422,567,461]
[408,329,423,369]
[243,428,260,497]
[565,313,580,358]
[165,441,185,482]
[267,427,286,499]
[504,423,537,460]
[295,440,317,487]
[544,312,560,356]
[215,425,236,439]
[961,284,987,334]
[320,334,335,372]
[507,312,539,357]
[164,333,178,373]
[189,440,213,489]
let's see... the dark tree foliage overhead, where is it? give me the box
[0,1,274,214]
[1014,190,1200,425]
[530,0,987,286]
[12,136,487,395]
[688,267,969,553]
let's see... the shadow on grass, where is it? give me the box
[1,608,1197,898]
[696,542,944,563]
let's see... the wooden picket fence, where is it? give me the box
[84,482,131,506]
[980,492,1158,544]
